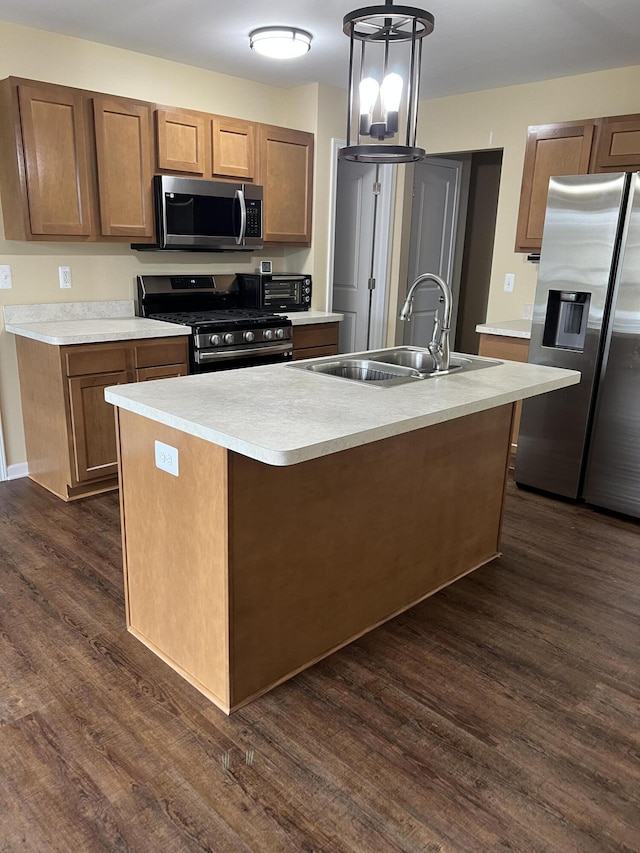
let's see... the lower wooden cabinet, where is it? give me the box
[291,323,339,360]
[15,335,188,501]
[478,333,529,464]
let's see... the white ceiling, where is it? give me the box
[0,0,639,98]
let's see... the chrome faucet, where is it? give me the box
[399,272,452,372]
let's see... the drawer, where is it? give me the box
[64,344,128,377]
[134,337,189,368]
[293,323,339,351]
[292,345,338,361]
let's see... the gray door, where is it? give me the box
[332,161,393,353]
[403,158,463,348]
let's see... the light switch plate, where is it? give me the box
[155,440,179,476]
[0,264,12,289]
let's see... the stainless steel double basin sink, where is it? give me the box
[290,347,501,387]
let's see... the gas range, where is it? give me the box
[137,275,293,373]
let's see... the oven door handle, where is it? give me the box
[235,189,246,245]
[195,342,292,363]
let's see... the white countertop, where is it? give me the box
[3,301,340,344]
[105,349,579,467]
[280,310,343,325]
[476,319,532,339]
[4,317,191,345]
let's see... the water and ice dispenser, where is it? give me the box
[542,290,591,351]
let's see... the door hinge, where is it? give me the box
[372,181,381,196]
[368,277,376,290]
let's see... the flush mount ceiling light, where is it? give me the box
[249,27,313,60]
[340,0,434,163]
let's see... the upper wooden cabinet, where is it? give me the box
[156,108,207,175]
[0,77,155,242]
[515,120,597,253]
[212,116,256,181]
[155,108,256,181]
[258,124,314,245]
[92,95,154,238]
[0,80,94,238]
[515,112,640,252]
[591,114,640,173]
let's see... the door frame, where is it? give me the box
[326,138,396,349]
[0,411,7,481]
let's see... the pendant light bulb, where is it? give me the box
[380,73,403,113]
[358,76,380,135]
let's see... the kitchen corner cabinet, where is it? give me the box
[92,95,155,238]
[591,114,640,173]
[15,336,188,501]
[258,125,314,245]
[292,323,339,360]
[515,120,597,253]
[0,79,94,238]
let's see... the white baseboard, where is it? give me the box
[7,463,28,480]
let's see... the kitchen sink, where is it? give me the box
[302,358,423,386]
[365,347,501,375]
[290,348,502,387]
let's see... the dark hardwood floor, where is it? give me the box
[0,476,638,852]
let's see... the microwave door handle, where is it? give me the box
[235,189,246,245]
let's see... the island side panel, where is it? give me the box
[228,404,514,709]
[117,408,231,711]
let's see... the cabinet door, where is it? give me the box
[17,82,93,236]
[92,96,154,238]
[515,120,596,253]
[257,125,314,244]
[591,114,640,173]
[68,370,129,483]
[212,117,256,181]
[156,108,206,174]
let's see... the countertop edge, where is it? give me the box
[5,320,192,345]
[105,370,579,467]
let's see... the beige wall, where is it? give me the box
[417,64,640,323]
[0,21,346,470]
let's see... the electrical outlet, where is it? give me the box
[0,264,12,289]
[504,273,515,293]
[155,440,179,477]
[522,303,534,321]
[58,265,72,288]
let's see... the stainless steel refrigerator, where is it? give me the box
[514,171,640,518]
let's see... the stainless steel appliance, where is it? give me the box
[515,171,640,518]
[136,274,292,373]
[237,273,312,311]
[132,176,263,252]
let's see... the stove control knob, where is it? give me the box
[275,328,285,339]
[264,329,274,340]
[224,333,235,345]
[244,331,255,342]
[210,334,222,346]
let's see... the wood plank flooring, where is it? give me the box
[0,476,638,852]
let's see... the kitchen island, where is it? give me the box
[106,353,579,714]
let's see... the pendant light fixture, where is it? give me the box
[249,27,313,60]
[340,0,435,163]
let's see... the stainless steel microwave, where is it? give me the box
[133,175,263,252]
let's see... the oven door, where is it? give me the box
[192,342,293,373]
